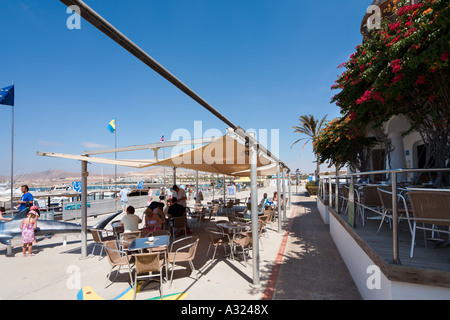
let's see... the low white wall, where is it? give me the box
[316,197,329,225]
[328,207,450,300]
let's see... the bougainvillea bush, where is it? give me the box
[316,0,449,174]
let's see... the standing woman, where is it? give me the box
[21,209,38,257]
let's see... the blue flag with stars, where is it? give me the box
[0,85,14,106]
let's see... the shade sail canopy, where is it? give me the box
[146,135,277,177]
[36,152,156,168]
[37,134,278,176]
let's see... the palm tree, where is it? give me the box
[292,114,328,184]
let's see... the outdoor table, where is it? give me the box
[127,235,170,252]
[216,222,251,239]
[216,222,251,259]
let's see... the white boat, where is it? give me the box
[49,184,72,193]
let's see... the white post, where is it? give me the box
[282,167,286,222]
[276,162,282,232]
[249,132,260,287]
[80,160,88,259]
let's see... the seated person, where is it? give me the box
[140,207,165,235]
[0,207,12,221]
[167,197,185,220]
[119,206,142,233]
[167,197,191,234]
[148,201,166,223]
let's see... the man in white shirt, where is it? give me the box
[172,185,187,209]
[120,206,141,233]
[116,186,130,212]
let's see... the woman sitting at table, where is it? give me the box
[140,207,165,235]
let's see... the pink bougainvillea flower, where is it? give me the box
[415,74,426,85]
[390,59,402,73]
[391,73,404,83]
[441,50,449,62]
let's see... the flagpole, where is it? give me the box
[114,117,117,211]
[10,81,14,218]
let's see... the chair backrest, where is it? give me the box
[362,186,383,206]
[377,187,407,211]
[408,191,450,227]
[243,231,253,247]
[205,227,225,242]
[173,216,187,228]
[112,225,124,237]
[151,230,171,237]
[134,252,163,274]
[341,185,349,198]
[90,229,102,243]
[122,231,141,241]
[184,237,199,261]
[104,240,122,266]
[259,215,269,226]
[170,236,199,262]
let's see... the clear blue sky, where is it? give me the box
[0,0,366,177]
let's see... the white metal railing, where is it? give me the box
[318,168,450,264]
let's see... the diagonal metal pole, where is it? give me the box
[60,0,236,130]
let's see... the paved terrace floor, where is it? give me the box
[0,186,361,300]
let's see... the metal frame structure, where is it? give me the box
[54,0,291,287]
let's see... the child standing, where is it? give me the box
[21,210,38,257]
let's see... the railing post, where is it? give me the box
[348,175,355,227]
[328,177,332,207]
[335,172,339,213]
[391,171,401,264]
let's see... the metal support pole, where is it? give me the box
[288,171,291,209]
[349,175,355,228]
[276,162,281,232]
[249,132,260,288]
[223,174,226,202]
[195,170,199,203]
[335,169,339,213]
[173,167,176,185]
[80,160,88,259]
[391,171,400,264]
[10,102,14,217]
[282,167,286,222]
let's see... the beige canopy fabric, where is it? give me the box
[36,152,156,168]
[146,135,277,177]
[37,134,278,176]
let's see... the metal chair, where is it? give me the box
[90,229,116,260]
[408,191,450,258]
[232,231,253,267]
[205,227,233,261]
[133,252,165,300]
[104,240,134,288]
[377,187,413,235]
[170,216,187,240]
[166,236,200,288]
[121,231,142,251]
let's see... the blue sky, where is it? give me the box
[0,0,366,177]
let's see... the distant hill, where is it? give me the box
[0,167,193,182]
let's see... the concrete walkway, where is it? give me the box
[0,186,361,300]
[268,189,361,300]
